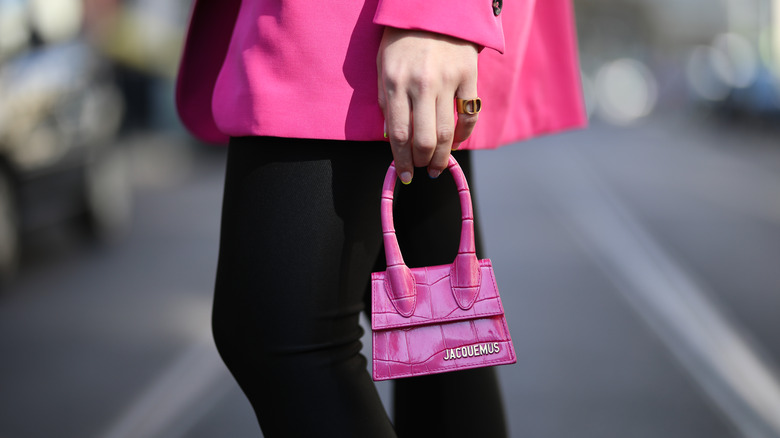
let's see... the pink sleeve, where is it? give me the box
[373,0,512,53]
[175,0,241,144]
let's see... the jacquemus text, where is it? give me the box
[443,343,501,361]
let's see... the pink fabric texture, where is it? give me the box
[372,156,516,380]
[175,0,586,149]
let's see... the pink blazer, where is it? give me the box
[176,0,586,150]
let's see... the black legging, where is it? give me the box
[213,136,508,437]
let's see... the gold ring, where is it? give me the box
[456,97,482,115]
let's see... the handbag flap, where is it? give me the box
[371,259,505,331]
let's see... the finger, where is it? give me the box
[385,84,414,184]
[377,56,386,119]
[377,55,390,139]
[411,90,437,169]
[427,94,455,178]
[452,80,479,150]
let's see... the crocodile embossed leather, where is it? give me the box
[371,155,516,381]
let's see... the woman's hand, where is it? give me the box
[377,27,479,184]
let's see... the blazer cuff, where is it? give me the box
[374,0,505,53]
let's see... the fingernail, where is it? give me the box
[428,169,441,179]
[451,142,461,151]
[400,172,412,185]
[383,121,388,139]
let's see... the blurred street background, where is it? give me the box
[1,0,779,437]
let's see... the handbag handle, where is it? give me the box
[381,155,482,317]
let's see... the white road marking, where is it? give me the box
[532,148,780,438]
[99,338,232,438]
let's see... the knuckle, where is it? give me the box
[440,69,458,86]
[382,70,402,91]
[461,114,479,127]
[409,71,434,94]
[413,140,436,155]
[463,66,478,82]
[383,79,399,94]
[458,60,478,80]
[390,146,412,167]
[437,128,454,145]
[393,159,412,171]
[389,129,410,145]
[431,160,448,172]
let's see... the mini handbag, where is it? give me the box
[371,155,516,381]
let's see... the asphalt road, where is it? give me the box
[1,116,779,438]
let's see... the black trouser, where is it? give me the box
[213,137,508,437]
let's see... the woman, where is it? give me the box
[177,0,585,436]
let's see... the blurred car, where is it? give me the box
[0,39,130,282]
[684,31,780,120]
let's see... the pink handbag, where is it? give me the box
[371,155,516,381]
